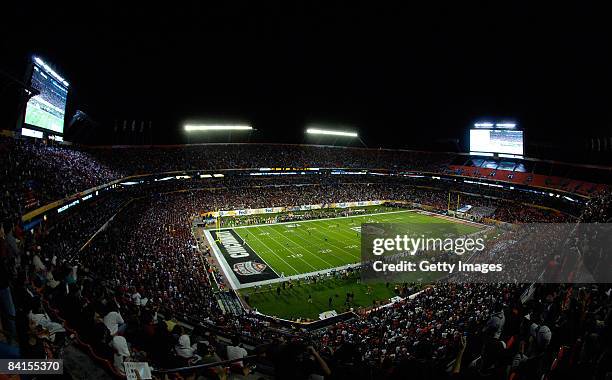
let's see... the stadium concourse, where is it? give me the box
[1,135,612,380]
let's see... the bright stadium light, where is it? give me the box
[474,122,494,128]
[184,124,253,132]
[33,56,69,86]
[495,123,516,128]
[306,128,358,138]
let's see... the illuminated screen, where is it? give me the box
[470,129,523,156]
[24,58,69,134]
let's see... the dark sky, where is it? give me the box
[3,1,612,151]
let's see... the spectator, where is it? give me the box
[103,306,126,336]
[227,336,249,376]
[111,335,131,376]
[175,327,201,363]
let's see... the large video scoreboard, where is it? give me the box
[470,123,523,157]
[23,57,69,135]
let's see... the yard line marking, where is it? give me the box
[245,227,302,275]
[279,224,352,266]
[266,225,338,269]
[251,226,319,272]
[309,218,368,258]
[298,221,362,261]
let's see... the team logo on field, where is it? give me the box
[233,261,267,276]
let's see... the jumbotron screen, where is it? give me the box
[470,129,524,156]
[24,58,69,134]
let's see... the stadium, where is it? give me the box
[2,2,612,380]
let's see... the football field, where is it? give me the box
[207,208,483,288]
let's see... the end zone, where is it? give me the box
[204,229,279,289]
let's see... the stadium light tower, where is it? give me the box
[184,124,253,132]
[473,122,494,128]
[495,123,516,128]
[33,56,69,87]
[305,126,366,147]
[306,128,358,138]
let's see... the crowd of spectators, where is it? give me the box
[1,135,611,379]
[1,135,594,224]
[310,280,612,380]
[84,144,454,175]
[0,137,122,220]
[78,196,220,322]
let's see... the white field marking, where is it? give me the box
[234,262,362,290]
[220,210,415,230]
[253,226,321,271]
[237,209,485,278]
[290,227,354,264]
[200,229,250,290]
[307,219,363,260]
[286,221,360,263]
[245,226,302,275]
[265,224,336,269]
[212,229,280,278]
[206,208,487,291]
[301,224,362,263]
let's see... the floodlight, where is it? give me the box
[495,123,516,128]
[474,123,494,128]
[306,128,358,138]
[33,56,69,86]
[184,125,252,132]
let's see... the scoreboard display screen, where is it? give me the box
[470,129,524,156]
[24,58,69,134]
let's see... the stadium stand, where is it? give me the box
[1,134,611,379]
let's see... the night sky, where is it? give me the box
[3,1,612,154]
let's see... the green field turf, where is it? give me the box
[231,209,481,277]
[240,275,402,320]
